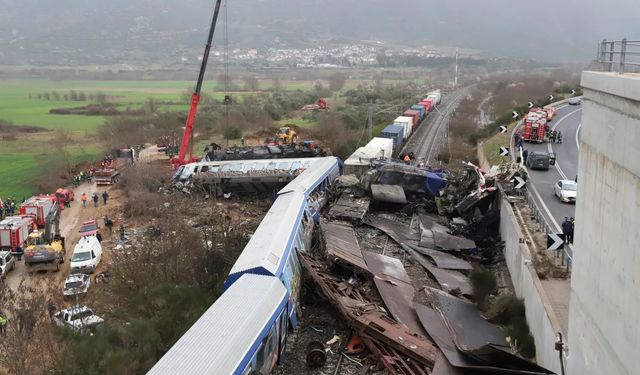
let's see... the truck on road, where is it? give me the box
[52,305,104,333]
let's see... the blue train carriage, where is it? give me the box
[224,191,311,327]
[147,274,289,375]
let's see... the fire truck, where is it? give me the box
[522,108,548,143]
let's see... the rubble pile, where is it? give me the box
[284,162,556,374]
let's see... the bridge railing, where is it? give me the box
[520,187,573,272]
[597,38,640,73]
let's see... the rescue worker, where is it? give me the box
[14,244,23,261]
[550,131,557,143]
[81,193,88,207]
[569,217,575,244]
[0,312,7,336]
[557,130,563,144]
[523,149,529,163]
[102,191,109,205]
[92,193,99,208]
[104,215,114,235]
[119,224,126,241]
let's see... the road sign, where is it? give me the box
[547,233,565,251]
[499,125,507,133]
[528,101,534,108]
[512,111,518,119]
[499,147,510,157]
[571,89,576,95]
[514,176,525,189]
[548,94,554,101]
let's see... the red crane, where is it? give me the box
[172,0,224,169]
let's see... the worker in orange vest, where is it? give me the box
[81,193,88,208]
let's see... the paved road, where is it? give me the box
[523,104,582,236]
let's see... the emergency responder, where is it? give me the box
[557,130,563,144]
[0,312,7,336]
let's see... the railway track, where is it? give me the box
[402,88,467,164]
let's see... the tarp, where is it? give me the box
[371,160,448,197]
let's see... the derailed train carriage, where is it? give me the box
[149,156,341,375]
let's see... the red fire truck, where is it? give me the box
[522,109,548,143]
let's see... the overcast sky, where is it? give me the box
[1,0,638,62]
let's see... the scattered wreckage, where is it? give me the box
[293,158,553,374]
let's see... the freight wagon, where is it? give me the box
[380,125,404,153]
[393,116,413,139]
[403,110,421,128]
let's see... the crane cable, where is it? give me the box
[223,0,230,144]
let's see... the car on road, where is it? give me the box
[63,273,91,299]
[52,305,104,333]
[568,97,581,105]
[70,235,103,274]
[0,251,16,280]
[526,151,552,170]
[554,179,577,203]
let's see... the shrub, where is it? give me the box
[470,268,497,310]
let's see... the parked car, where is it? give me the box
[63,273,91,299]
[0,251,16,279]
[79,219,101,242]
[70,235,103,274]
[554,179,577,203]
[568,97,581,105]
[526,151,554,170]
[52,305,104,333]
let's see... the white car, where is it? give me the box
[554,179,577,203]
[63,273,91,299]
[52,305,104,333]
[0,251,16,280]
[568,97,581,105]
[70,235,103,274]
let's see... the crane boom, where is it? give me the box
[173,0,224,169]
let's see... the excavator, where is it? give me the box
[171,0,224,169]
[276,127,298,144]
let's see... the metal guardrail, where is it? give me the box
[521,187,572,272]
[597,38,640,73]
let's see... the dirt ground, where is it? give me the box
[5,145,166,294]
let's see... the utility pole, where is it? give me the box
[367,102,373,141]
[454,48,459,89]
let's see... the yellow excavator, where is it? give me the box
[276,127,298,144]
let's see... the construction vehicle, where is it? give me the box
[24,203,64,272]
[24,231,65,272]
[522,108,548,143]
[302,98,329,111]
[276,127,298,144]
[171,0,224,169]
[94,159,120,185]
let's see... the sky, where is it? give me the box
[0,0,639,63]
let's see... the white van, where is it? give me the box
[70,235,102,274]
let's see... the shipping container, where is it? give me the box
[0,216,33,251]
[364,137,394,160]
[420,98,433,113]
[20,196,56,227]
[344,146,386,174]
[411,105,425,120]
[393,116,413,139]
[403,110,420,128]
[426,89,442,106]
[380,125,404,153]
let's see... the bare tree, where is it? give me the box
[328,72,347,92]
[51,128,75,174]
[0,282,61,375]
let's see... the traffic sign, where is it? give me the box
[548,94,554,101]
[514,176,525,189]
[547,233,565,251]
[528,101,534,108]
[500,125,507,133]
[499,147,510,157]
[571,89,576,95]
[512,111,518,119]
